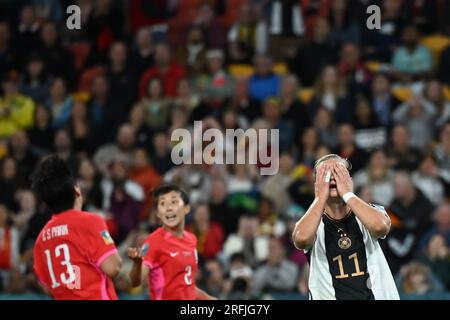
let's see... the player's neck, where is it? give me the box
[163,223,185,238]
[325,198,349,220]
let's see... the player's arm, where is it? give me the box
[332,163,391,239]
[292,164,330,250]
[128,247,149,287]
[195,287,217,300]
[100,252,122,278]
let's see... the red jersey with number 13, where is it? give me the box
[142,227,198,300]
[33,210,118,300]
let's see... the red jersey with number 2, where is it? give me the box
[33,210,118,300]
[142,227,198,300]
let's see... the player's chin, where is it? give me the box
[329,189,340,198]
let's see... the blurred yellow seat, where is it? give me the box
[421,35,450,65]
[228,64,254,77]
[444,86,450,100]
[392,87,413,102]
[298,87,315,104]
[366,61,382,73]
[72,91,91,103]
[273,63,289,75]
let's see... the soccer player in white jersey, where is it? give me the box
[292,154,399,300]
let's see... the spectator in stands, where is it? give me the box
[419,203,450,252]
[386,171,435,275]
[309,65,352,123]
[202,259,226,299]
[88,74,123,141]
[251,237,299,298]
[128,103,153,151]
[16,5,40,64]
[209,178,241,237]
[289,17,336,87]
[353,148,395,206]
[433,122,450,178]
[313,108,338,149]
[227,77,262,123]
[294,127,319,168]
[175,26,207,78]
[256,197,286,237]
[19,54,49,104]
[38,22,75,85]
[76,157,104,212]
[8,131,38,186]
[418,234,450,291]
[200,49,234,109]
[27,104,54,154]
[391,24,433,83]
[0,204,19,292]
[0,72,35,138]
[173,78,201,114]
[151,131,174,175]
[94,123,136,176]
[131,27,154,80]
[369,73,400,128]
[404,0,438,35]
[194,3,227,50]
[387,124,423,171]
[224,252,253,300]
[106,41,137,114]
[31,0,63,24]
[438,45,450,86]
[422,80,450,131]
[249,54,281,102]
[85,0,124,63]
[53,128,78,173]
[393,94,436,151]
[228,3,268,63]
[188,204,224,260]
[101,156,144,243]
[68,100,99,155]
[0,157,19,210]
[261,153,294,215]
[46,77,73,129]
[139,43,186,98]
[334,123,369,173]
[412,155,448,207]
[396,261,444,295]
[140,77,171,131]
[129,148,161,221]
[363,0,405,62]
[352,95,386,151]
[261,97,294,151]
[328,0,361,49]
[222,214,269,268]
[280,75,309,138]
[268,0,305,61]
[0,22,17,77]
[338,42,371,92]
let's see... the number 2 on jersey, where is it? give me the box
[45,244,77,289]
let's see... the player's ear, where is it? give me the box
[184,204,191,215]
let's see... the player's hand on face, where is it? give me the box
[315,163,331,201]
[332,162,353,196]
[127,247,143,263]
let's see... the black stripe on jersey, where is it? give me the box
[323,213,375,300]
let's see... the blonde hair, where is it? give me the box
[313,154,352,178]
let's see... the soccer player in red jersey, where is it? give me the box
[128,184,216,300]
[32,155,122,300]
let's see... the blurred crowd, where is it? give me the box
[1,0,450,299]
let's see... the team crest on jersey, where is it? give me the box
[141,243,149,257]
[100,230,114,245]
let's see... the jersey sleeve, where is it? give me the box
[142,239,159,269]
[84,215,118,267]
